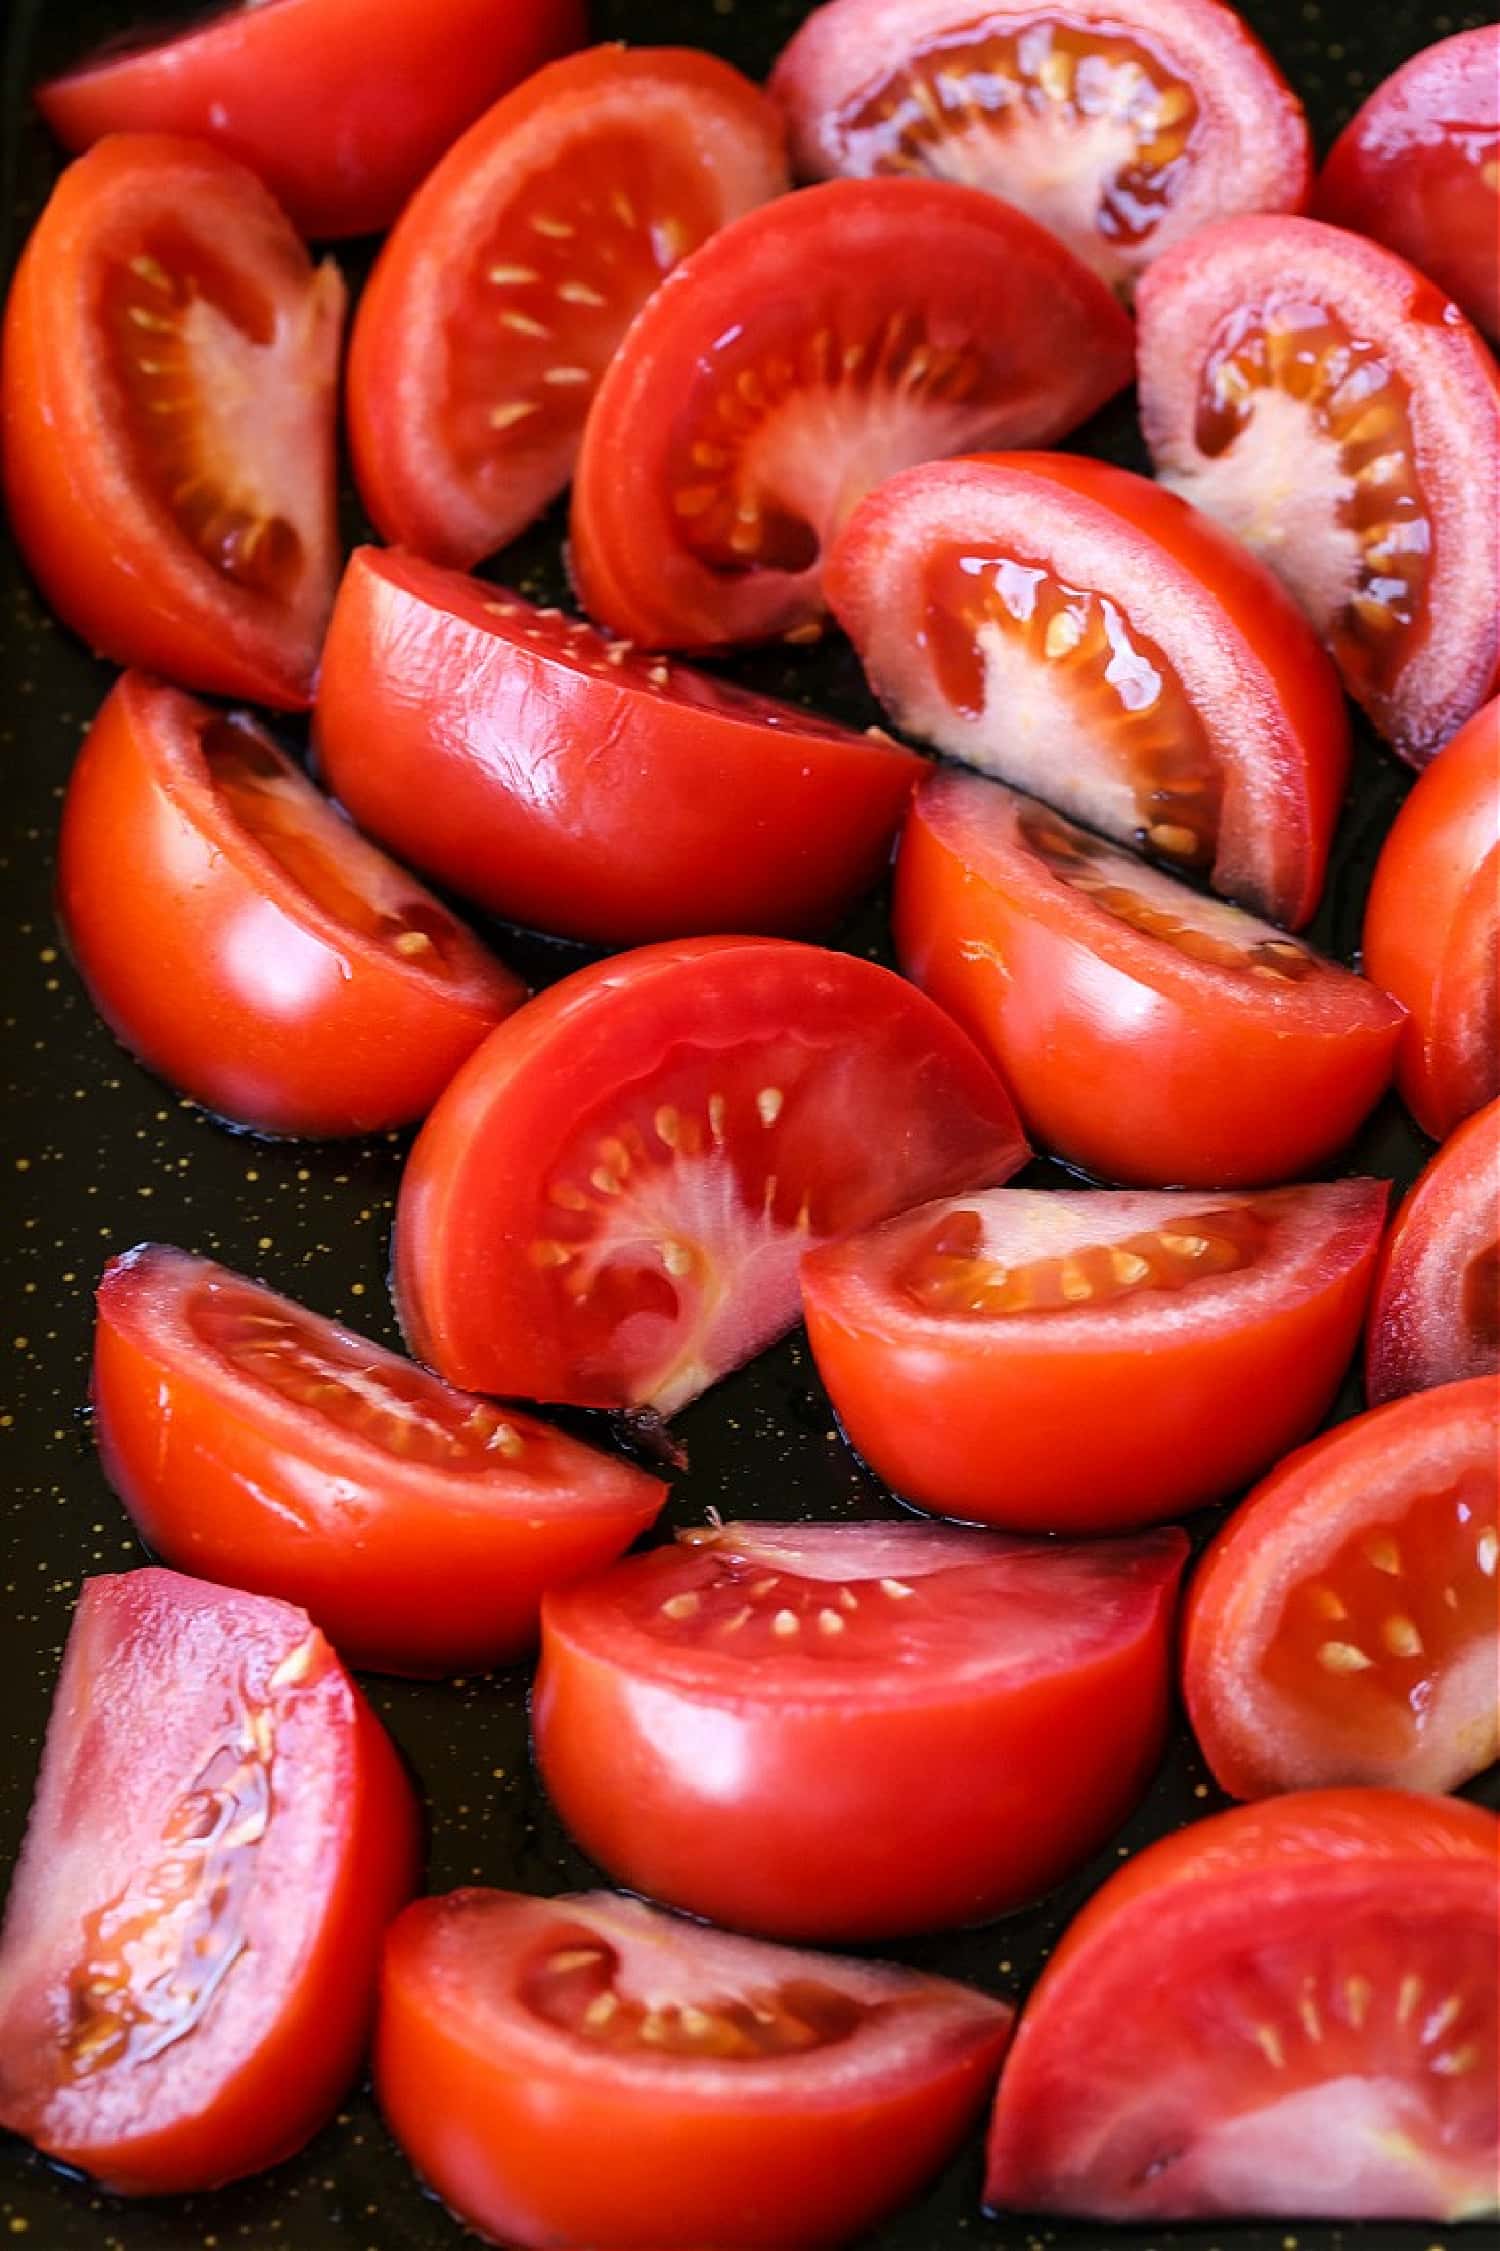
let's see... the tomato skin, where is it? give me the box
[801,1180,1388,1532]
[1363,698,1500,1141]
[1,137,342,710]
[58,672,525,1138]
[37,0,587,241]
[314,549,923,944]
[0,1570,420,2194]
[1367,1099,1500,1403]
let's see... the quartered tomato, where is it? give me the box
[2,137,342,709]
[92,1246,667,1677]
[1364,697,1499,1139]
[314,550,922,944]
[1367,1100,1500,1405]
[376,1887,1013,2250]
[35,0,586,240]
[58,673,525,1138]
[1137,214,1500,764]
[535,1519,1186,1939]
[347,47,787,567]
[1316,27,1500,343]
[0,1570,419,2194]
[893,772,1404,1187]
[985,1790,1500,2221]
[801,1179,1387,1531]
[569,177,1134,650]
[771,0,1311,296]
[826,450,1349,927]
[1183,1379,1499,1798]
[394,937,1027,1413]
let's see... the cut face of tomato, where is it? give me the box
[894,771,1404,1187]
[347,48,787,568]
[92,1246,667,1676]
[826,450,1349,927]
[569,176,1134,649]
[1,136,342,709]
[58,672,525,1138]
[0,1570,419,2194]
[771,0,1311,296]
[394,936,1027,1413]
[1137,214,1500,764]
[802,1178,1386,1531]
[314,550,922,944]
[985,1789,1500,2221]
[1368,1101,1500,1405]
[376,1886,1013,2250]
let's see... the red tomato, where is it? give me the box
[92,1246,667,1677]
[394,937,1027,1413]
[1182,1379,1499,1798]
[893,772,1404,1187]
[1316,28,1500,343]
[984,1789,1500,2220]
[569,177,1134,650]
[376,1886,1013,2250]
[1367,1099,1500,1404]
[1363,697,1499,1139]
[1137,214,1500,765]
[534,1519,1186,1940]
[826,450,1350,928]
[801,1178,1387,1531]
[347,48,787,567]
[58,672,525,1138]
[771,0,1310,296]
[314,550,923,944]
[36,0,586,241]
[1,137,342,709]
[0,1569,419,2194]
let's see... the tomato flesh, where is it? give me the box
[1368,1100,1500,1403]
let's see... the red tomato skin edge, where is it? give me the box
[801,1183,1387,1531]
[1366,1099,1500,1403]
[314,548,923,944]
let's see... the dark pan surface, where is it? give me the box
[2,0,1495,2245]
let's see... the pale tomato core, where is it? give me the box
[522,1932,864,2059]
[899,1197,1272,1316]
[1463,1243,1500,1355]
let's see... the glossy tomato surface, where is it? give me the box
[315,549,922,944]
[826,450,1349,927]
[985,1790,1500,2220]
[92,1246,667,1677]
[58,672,525,1137]
[893,771,1404,1186]
[0,1570,419,2194]
[801,1179,1386,1529]
[394,937,1027,1412]
[376,1886,1013,2250]
[37,0,587,240]
[570,177,1134,649]
[1367,1099,1500,1404]
[2,136,342,708]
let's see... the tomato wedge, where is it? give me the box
[92,1246,667,1677]
[893,771,1404,1187]
[347,47,788,567]
[376,1886,1013,2250]
[984,1790,1499,2221]
[535,1519,1186,1940]
[1367,1100,1500,1405]
[801,1179,1387,1531]
[314,549,923,944]
[0,1570,419,2194]
[394,937,1027,1413]
[570,177,1134,650]
[771,0,1311,296]
[1183,1379,1499,1798]
[826,450,1349,927]
[1315,28,1500,344]
[2,137,342,709]
[1364,697,1499,1140]
[58,672,525,1138]
[1137,214,1500,764]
